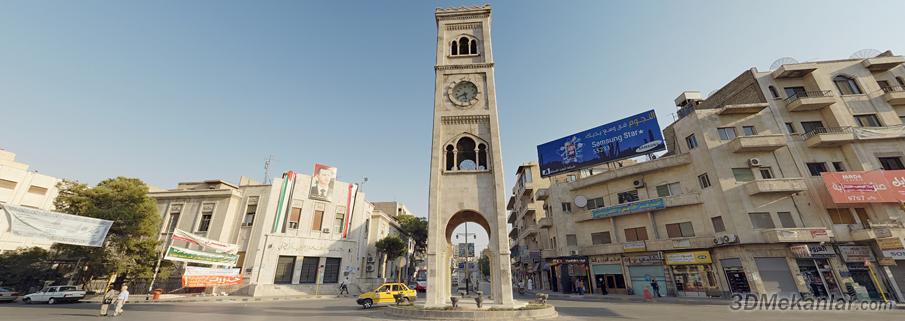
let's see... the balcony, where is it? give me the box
[574,193,703,222]
[538,217,552,228]
[761,228,834,243]
[862,55,905,72]
[507,211,516,224]
[772,62,818,79]
[729,134,786,153]
[506,195,515,210]
[571,154,691,190]
[518,225,538,240]
[882,86,905,106]
[743,178,807,196]
[785,90,835,111]
[536,188,549,200]
[508,227,518,240]
[849,224,905,241]
[803,127,855,147]
[716,103,769,115]
[519,203,537,218]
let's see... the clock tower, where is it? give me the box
[425,5,515,307]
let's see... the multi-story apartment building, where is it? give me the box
[506,162,551,290]
[539,51,905,302]
[359,201,408,290]
[150,172,391,296]
[0,150,63,252]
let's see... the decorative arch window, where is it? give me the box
[470,39,477,54]
[833,75,862,95]
[768,85,780,99]
[451,36,479,56]
[451,40,458,55]
[445,136,490,171]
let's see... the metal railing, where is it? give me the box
[801,126,853,140]
[881,86,905,93]
[784,90,833,103]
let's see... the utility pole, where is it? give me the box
[455,223,476,296]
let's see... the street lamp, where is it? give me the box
[455,223,476,296]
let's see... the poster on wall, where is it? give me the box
[536,110,665,177]
[309,163,337,202]
[164,245,239,266]
[182,266,242,287]
[172,229,239,254]
[2,204,113,247]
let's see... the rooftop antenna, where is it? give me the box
[263,155,273,184]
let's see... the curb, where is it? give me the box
[80,294,354,305]
[527,292,730,306]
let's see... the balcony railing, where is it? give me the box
[784,90,833,104]
[801,126,853,140]
[881,86,905,94]
[882,86,905,106]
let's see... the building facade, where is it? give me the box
[528,51,905,302]
[0,150,63,252]
[506,162,551,290]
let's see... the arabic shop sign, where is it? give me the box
[592,198,666,219]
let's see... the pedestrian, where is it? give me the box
[339,276,350,295]
[112,285,129,316]
[99,286,117,316]
[574,279,585,295]
[650,277,661,298]
[527,278,534,292]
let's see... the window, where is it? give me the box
[566,234,578,246]
[656,182,681,197]
[732,168,755,182]
[878,80,891,92]
[197,203,214,232]
[617,190,639,204]
[27,186,48,195]
[827,208,855,224]
[334,211,346,234]
[624,227,648,241]
[666,222,695,238]
[832,161,846,172]
[833,75,862,95]
[166,204,182,233]
[806,162,828,176]
[897,77,905,87]
[561,202,572,213]
[0,179,16,190]
[900,115,905,124]
[800,121,825,134]
[586,197,605,210]
[299,257,319,283]
[685,134,698,149]
[273,256,296,284]
[711,216,726,233]
[323,258,341,283]
[446,137,488,171]
[243,197,258,227]
[312,210,324,230]
[451,37,478,56]
[718,127,737,140]
[742,126,757,136]
[748,212,775,229]
[854,114,882,127]
[698,173,711,189]
[784,86,806,99]
[768,86,780,98]
[753,167,773,179]
[591,232,612,245]
[288,207,302,229]
[879,157,905,170]
[566,174,577,182]
[854,208,871,227]
[785,122,796,134]
[777,212,796,228]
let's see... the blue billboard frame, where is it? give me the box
[536,109,665,177]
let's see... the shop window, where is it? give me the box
[591,232,611,245]
[656,182,681,197]
[566,234,578,246]
[698,173,711,189]
[718,127,737,141]
[624,227,648,241]
[777,212,797,228]
[748,212,775,229]
[323,257,341,283]
[732,168,755,182]
[617,190,639,204]
[827,209,855,225]
[273,256,296,284]
[586,197,605,210]
[879,157,905,170]
[711,216,726,233]
[666,222,695,238]
[299,257,319,283]
[806,162,828,176]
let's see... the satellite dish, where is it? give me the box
[850,49,881,59]
[574,196,587,208]
[769,57,799,70]
[706,89,719,98]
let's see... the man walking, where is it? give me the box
[112,285,129,316]
[339,276,350,295]
[649,277,661,298]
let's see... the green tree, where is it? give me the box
[52,177,162,286]
[478,255,490,279]
[396,215,427,254]
[0,247,61,292]
[375,235,407,261]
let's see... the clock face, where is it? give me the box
[451,81,478,105]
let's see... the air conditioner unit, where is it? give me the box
[633,179,645,188]
[365,265,374,272]
[322,228,331,234]
[569,250,579,256]
[367,257,374,263]
[748,158,762,167]
[714,234,739,245]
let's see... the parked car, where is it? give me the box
[22,286,86,304]
[0,287,21,302]
[414,279,427,292]
[356,282,416,309]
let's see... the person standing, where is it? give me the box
[649,277,661,298]
[99,287,117,316]
[112,285,129,316]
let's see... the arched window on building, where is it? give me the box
[470,39,478,55]
[477,143,487,170]
[451,40,458,56]
[459,37,470,55]
[833,75,862,95]
[445,145,455,171]
[456,137,476,170]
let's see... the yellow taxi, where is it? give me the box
[356,282,416,308]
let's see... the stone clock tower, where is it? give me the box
[425,5,515,308]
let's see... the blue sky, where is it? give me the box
[2,0,903,251]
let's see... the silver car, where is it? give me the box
[0,287,21,302]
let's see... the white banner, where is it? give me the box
[2,204,112,247]
[164,245,239,266]
[184,266,241,276]
[171,229,239,254]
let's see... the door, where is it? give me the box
[376,285,393,303]
[755,258,798,297]
[800,121,825,134]
[628,266,665,296]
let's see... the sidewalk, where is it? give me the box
[527,290,732,306]
[81,293,358,305]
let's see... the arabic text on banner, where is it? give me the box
[2,204,113,247]
[164,245,239,266]
[172,229,239,254]
[183,266,241,276]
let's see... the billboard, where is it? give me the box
[2,204,113,247]
[821,170,905,204]
[309,163,337,202]
[537,110,665,177]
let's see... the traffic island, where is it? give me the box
[385,302,557,320]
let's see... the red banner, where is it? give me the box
[822,170,905,204]
[182,275,243,288]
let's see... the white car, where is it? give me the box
[0,287,21,302]
[22,286,86,304]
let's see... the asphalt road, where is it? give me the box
[1,294,902,321]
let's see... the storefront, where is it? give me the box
[720,258,751,294]
[664,250,718,297]
[837,245,882,300]
[790,244,841,298]
[548,256,590,294]
[753,257,798,297]
[877,236,905,302]
[590,254,626,295]
[623,253,667,296]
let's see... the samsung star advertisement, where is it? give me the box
[537,110,665,177]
